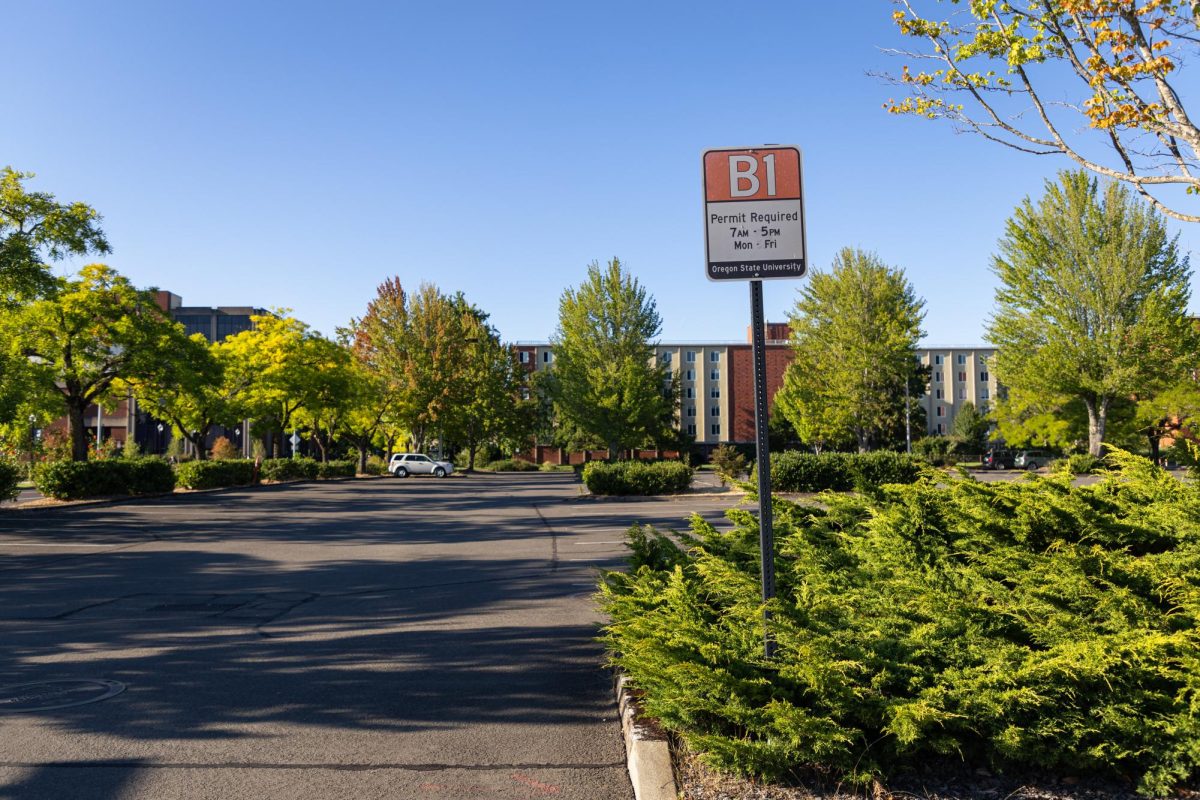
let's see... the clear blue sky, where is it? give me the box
[6,1,1199,346]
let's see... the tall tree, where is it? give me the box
[222,312,332,458]
[0,167,110,299]
[950,400,990,453]
[884,1,1200,222]
[292,336,355,462]
[548,258,674,460]
[988,170,1198,456]
[15,264,189,460]
[776,248,926,453]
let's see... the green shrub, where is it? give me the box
[539,461,573,472]
[912,435,953,466]
[260,457,319,481]
[600,452,1200,796]
[35,457,175,500]
[766,450,925,492]
[0,459,21,502]
[1051,452,1104,475]
[582,461,693,495]
[174,459,257,490]
[710,444,749,481]
[363,455,388,475]
[485,458,539,471]
[316,459,356,479]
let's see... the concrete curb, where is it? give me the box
[615,673,677,800]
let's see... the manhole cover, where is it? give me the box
[0,679,126,713]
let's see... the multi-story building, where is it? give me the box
[518,328,999,449]
[918,346,999,437]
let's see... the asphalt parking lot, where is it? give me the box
[0,473,741,800]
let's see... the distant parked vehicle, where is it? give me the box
[1013,450,1049,471]
[982,448,1014,470]
[388,453,455,478]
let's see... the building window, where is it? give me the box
[934,371,942,383]
[687,423,696,436]
[710,369,720,380]
[710,387,720,398]
[957,354,966,365]
[934,354,943,365]
[958,387,966,400]
[710,351,720,362]
[980,371,989,382]
[519,351,530,364]
[711,423,721,436]
[935,388,943,399]
[661,352,672,365]
[711,405,719,417]
[542,351,551,363]
[215,314,252,340]
[687,406,695,418]
[958,371,967,382]
[685,387,694,399]
[936,405,944,417]
[936,423,944,434]
[981,387,990,400]
[686,351,696,363]
[685,369,694,381]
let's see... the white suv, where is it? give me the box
[388,453,455,478]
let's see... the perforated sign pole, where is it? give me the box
[703,146,806,659]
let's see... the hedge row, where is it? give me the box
[485,459,539,472]
[175,459,257,490]
[260,457,319,481]
[582,461,693,496]
[35,458,176,500]
[316,459,356,479]
[0,460,21,502]
[767,450,925,492]
[600,452,1200,796]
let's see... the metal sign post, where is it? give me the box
[703,145,807,659]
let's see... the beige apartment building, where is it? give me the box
[918,346,999,437]
[517,327,996,448]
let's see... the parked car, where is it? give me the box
[1013,450,1049,471]
[982,448,1014,470]
[388,453,455,478]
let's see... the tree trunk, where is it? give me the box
[608,441,619,462]
[357,444,369,474]
[68,400,89,462]
[1148,432,1162,463]
[1085,397,1110,457]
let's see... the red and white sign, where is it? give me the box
[703,146,807,281]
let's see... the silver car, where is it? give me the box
[388,453,455,478]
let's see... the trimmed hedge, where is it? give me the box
[600,452,1200,796]
[485,458,538,471]
[0,460,21,502]
[260,457,319,482]
[583,460,693,496]
[175,459,257,490]
[768,450,925,492]
[316,459,356,479]
[35,457,176,500]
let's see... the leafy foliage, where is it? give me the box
[315,459,356,479]
[259,457,319,482]
[0,459,20,501]
[775,248,925,453]
[988,171,1198,457]
[583,460,693,496]
[600,453,1200,795]
[883,1,1200,222]
[548,258,675,459]
[484,458,538,471]
[768,451,925,492]
[209,436,240,460]
[174,459,257,490]
[710,444,749,481]
[35,457,175,499]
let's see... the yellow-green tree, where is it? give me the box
[885,1,1200,221]
[15,264,189,460]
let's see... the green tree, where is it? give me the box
[0,167,110,300]
[884,1,1200,222]
[547,258,674,460]
[15,264,189,460]
[950,400,990,452]
[223,312,333,458]
[776,248,926,453]
[292,336,355,462]
[988,170,1198,457]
